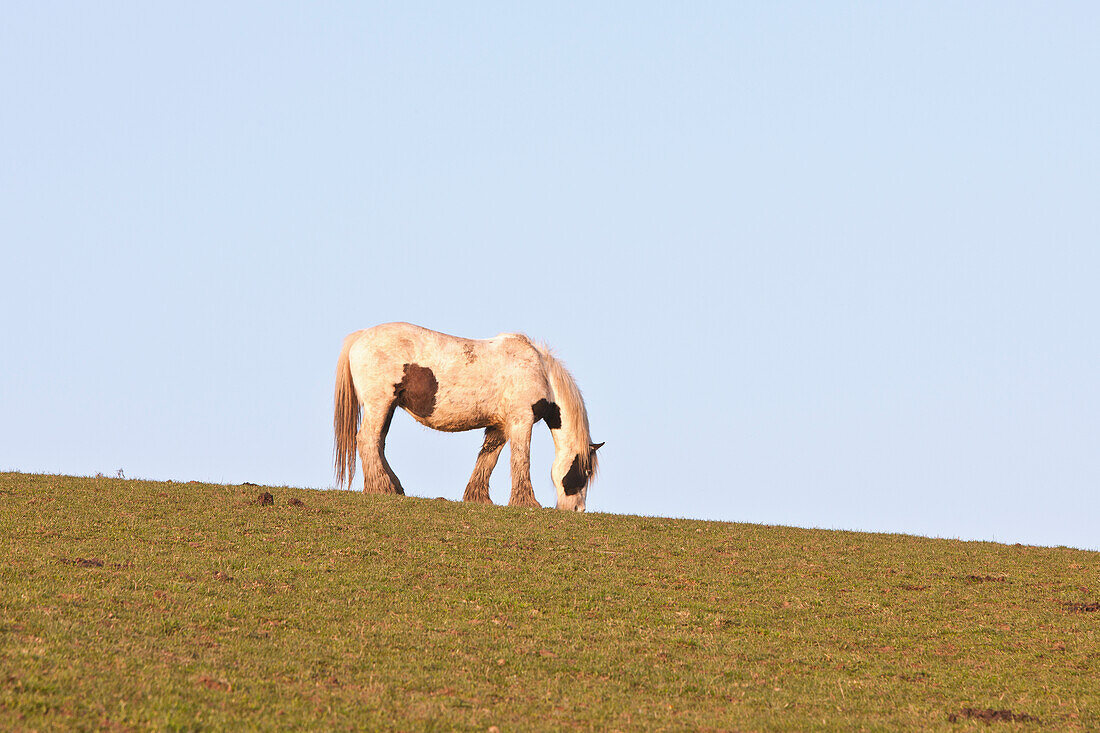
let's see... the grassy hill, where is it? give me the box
[1,472,1097,731]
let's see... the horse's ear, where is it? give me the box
[590,442,605,453]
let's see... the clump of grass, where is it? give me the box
[1,472,1097,730]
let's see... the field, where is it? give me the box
[1,472,1097,731]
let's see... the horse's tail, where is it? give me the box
[333,332,361,488]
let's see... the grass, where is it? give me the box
[1,471,1097,731]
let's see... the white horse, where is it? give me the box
[334,322,602,511]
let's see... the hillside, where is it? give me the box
[1,472,1097,730]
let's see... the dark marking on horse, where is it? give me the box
[381,401,398,440]
[394,363,438,418]
[479,427,507,455]
[463,343,477,364]
[562,454,586,495]
[532,399,562,429]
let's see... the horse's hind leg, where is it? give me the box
[357,401,404,495]
[506,422,540,508]
[463,426,505,504]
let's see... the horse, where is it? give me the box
[333,322,603,511]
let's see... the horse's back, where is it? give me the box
[348,322,487,368]
[349,322,537,367]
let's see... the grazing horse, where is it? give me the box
[333,322,603,511]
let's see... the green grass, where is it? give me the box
[1,472,1097,731]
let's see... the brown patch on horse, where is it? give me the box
[532,399,562,429]
[463,342,477,364]
[394,363,438,418]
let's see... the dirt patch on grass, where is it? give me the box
[195,675,231,692]
[58,557,104,568]
[253,492,274,506]
[287,497,305,507]
[58,557,134,570]
[948,707,1038,723]
[1064,601,1100,613]
[963,574,1007,584]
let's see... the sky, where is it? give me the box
[2,3,1098,551]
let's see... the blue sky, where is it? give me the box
[3,3,1097,550]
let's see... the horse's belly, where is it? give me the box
[402,405,492,433]
[388,350,505,433]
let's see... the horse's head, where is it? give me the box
[552,441,603,512]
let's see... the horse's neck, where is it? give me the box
[547,390,589,457]
[549,415,584,454]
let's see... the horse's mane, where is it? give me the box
[535,344,598,477]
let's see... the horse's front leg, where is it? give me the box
[463,426,505,504]
[506,422,540,508]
